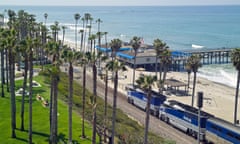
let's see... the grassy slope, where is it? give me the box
[0,75,93,144]
[0,71,175,144]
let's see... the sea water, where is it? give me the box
[0,5,239,88]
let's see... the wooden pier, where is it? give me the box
[171,48,234,71]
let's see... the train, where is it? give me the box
[126,87,240,144]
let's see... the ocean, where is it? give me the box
[1,5,240,88]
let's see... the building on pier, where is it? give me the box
[96,45,234,72]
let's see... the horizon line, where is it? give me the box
[1,4,240,7]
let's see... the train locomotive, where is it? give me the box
[126,87,240,144]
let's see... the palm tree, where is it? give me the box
[136,75,157,144]
[186,55,202,106]
[106,59,127,144]
[104,32,108,56]
[80,53,88,138]
[79,29,84,52]
[61,25,67,46]
[61,46,82,143]
[130,36,141,86]
[88,34,96,53]
[103,66,108,143]
[5,28,17,139]
[110,39,122,60]
[74,13,81,50]
[0,28,7,98]
[83,13,91,51]
[96,18,102,48]
[85,51,106,143]
[44,13,48,26]
[185,64,192,93]
[50,21,60,42]
[161,49,172,83]
[46,40,61,144]
[153,39,169,93]
[19,38,29,131]
[231,48,240,124]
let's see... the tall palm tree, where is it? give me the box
[88,34,96,53]
[153,39,169,93]
[74,13,81,50]
[104,32,108,56]
[46,40,61,144]
[103,66,108,143]
[29,37,40,144]
[50,21,60,42]
[85,51,106,144]
[231,48,240,124]
[106,59,127,144]
[110,39,122,60]
[44,13,48,26]
[186,55,202,106]
[185,64,192,92]
[130,36,141,86]
[80,53,88,138]
[0,28,7,98]
[8,29,17,138]
[61,46,82,143]
[136,75,157,144]
[161,49,172,83]
[61,25,66,46]
[79,29,84,52]
[19,38,29,131]
[83,13,91,51]
[96,18,102,48]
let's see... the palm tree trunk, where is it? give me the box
[49,77,54,143]
[9,48,16,138]
[144,90,151,144]
[191,72,197,106]
[80,33,84,52]
[92,63,97,144]
[132,53,137,86]
[155,57,158,78]
[52,75,59,144]
[68,63,73,144]
[28,50,33,144]
[234,71,240,124]
[20,53,28,131]
[104,70,108,143]
[6,49,9,92]
[1,50,5,97]
[111,71,118,144]
[81,65,86,138]
[163,65,168,83]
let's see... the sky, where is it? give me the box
[2,0,240,6]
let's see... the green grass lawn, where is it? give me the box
[0,75,94,144]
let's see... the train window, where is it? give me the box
[211,124,222,132]
[235,135,240,141]
[227,132,234,138]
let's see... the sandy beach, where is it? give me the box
[106,66,240,124]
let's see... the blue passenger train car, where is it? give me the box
[206,117,240,144]
[159,100,213,140]
[127,89,166,116]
